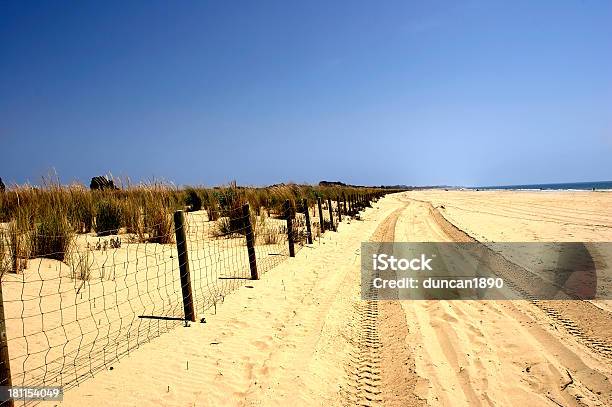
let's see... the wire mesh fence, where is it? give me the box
[0,194,365,405]
[0,223,184,399]
[185,204,307,315]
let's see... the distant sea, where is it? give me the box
[476,181,612,191]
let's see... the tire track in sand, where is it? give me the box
[398,197,612,406]
[342,204,425,406]
[424,200,612,361]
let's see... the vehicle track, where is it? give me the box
[433,202,612,230]
[342,204,424,406]
[343,194,610,406]
[423,199,612,360]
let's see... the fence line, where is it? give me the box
[0,193,384,405]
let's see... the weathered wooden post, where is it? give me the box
[336,197,342,223]
[327,197,335,231]
[284,200,295,257]
[303,199,313,244]
[242,204,259,280]
[317,196,325,233]
[173,210,196,322]
[0,278,14,407]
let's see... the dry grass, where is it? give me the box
[68,249,93,284]
[254,213,281,245]
[32,208,73,262]
[0,177,397,266]
[1,181,387,228]
[7,209,31,273]
[142,192,174,244]
[0,229,9,276]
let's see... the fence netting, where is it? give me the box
[185,205,307,314]
[0,201,326,405]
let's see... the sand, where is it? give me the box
[396,192,612,406]
[4,191,612,406]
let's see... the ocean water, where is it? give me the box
[477,181,612,191]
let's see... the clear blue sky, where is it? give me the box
[1,1,611,187]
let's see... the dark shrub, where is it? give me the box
[95,200,122,236]
[184,188,202,212]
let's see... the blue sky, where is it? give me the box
[1,1,611,187]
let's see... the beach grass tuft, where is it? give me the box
[95,199,122,236]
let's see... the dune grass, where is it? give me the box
[0,176,397,268]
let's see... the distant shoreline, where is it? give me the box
[473,180,612,191]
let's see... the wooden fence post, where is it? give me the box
[284,200,295,257]
[317,197,325,233]
[173,210,196,322]
[337,197,342,223]
[327,198,335,231]
[0,278,14,407]
[242,204,259,280]
[303,199,313,244]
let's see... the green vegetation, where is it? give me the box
[95,200,122,236]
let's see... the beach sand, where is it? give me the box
[6,191,611,406]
